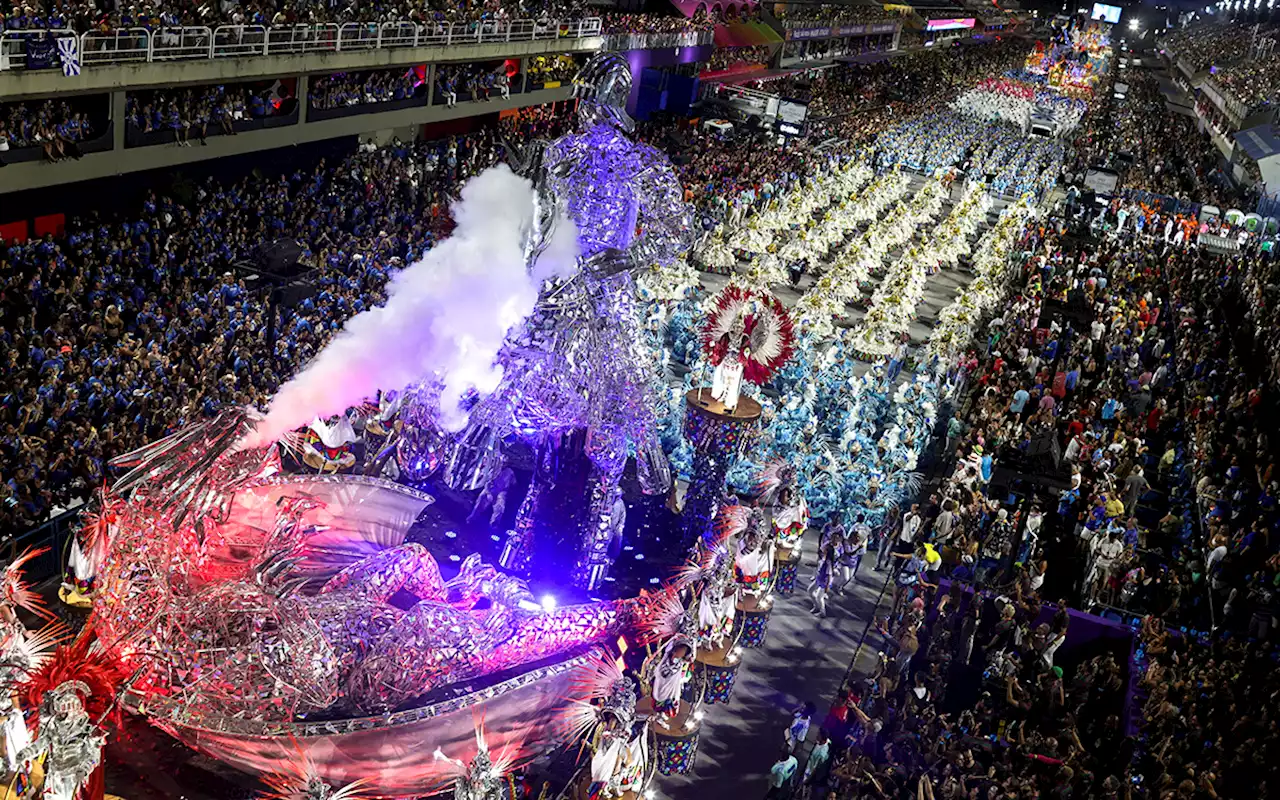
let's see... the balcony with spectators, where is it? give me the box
[599,10,716,49]
[1158,21,1268,78]
[123,80,297,148]
[0,94,110,163]
[1207,52,1280,119]
[0,6,605,100]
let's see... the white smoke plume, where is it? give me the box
[243,164,579,447]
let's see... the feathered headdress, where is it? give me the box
[702,285,796,386]
[755,459,798,505]
[3,547,57,622]
[711,504,756,549]
[0,621,70,686]
[631,588,687,648]
[673,543,732,593]
[78,492,122,569]
[433,715,521,800]
[259,738,370,800]
[19,629,126,732]
[562,653,639,745]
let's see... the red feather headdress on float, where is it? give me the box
[3,547,58,622]
[19,629,126,733]
[701,285,795,387]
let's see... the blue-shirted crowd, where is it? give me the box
[0,98,95,161]
[311,69,422,110]
[0,103,572,532]
[125,84,283,145]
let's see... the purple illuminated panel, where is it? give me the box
[622,46,714,113]
[925,17,976,31]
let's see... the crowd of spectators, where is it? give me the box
[654,41,1025,224]
[125,83,286,145]
[705,44,772,72]
[793,586,1133,800]
[3,18,1280,797]
[0,97,95,161]
[1209,51,1280,113]
[934,218,1180,614]
[1068,70,1249,210]
[599,11,713,36]
[1159,21,1266,72]
[434,62,511,106]
[524,52,579,83]
[772,2,899,26]
[787,142,1280,800]
[0,0,593,34]
[1113,234,1280,797]
[0,102,574,532]
[310,68,421,109]
[786,228,1173,791]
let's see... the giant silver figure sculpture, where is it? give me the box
[441,52,695,589]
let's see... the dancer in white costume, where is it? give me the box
[710,313,748,412]
[734,525,775,597]
[0,605,31,772]
[644,634,696,728]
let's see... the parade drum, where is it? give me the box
[774,545,801,597]
[301,447,357,473]
[364,417,401,439]
[736,593,774,648]
[640,696,701,776]
[693,637,742,705]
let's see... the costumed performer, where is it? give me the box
[580,665,647,798]
[2,550,64,775]
[702,286,795,414]
[642,634,696,731]
[61,502,116,607]
[720,506,774,596]
[302,414,358,472]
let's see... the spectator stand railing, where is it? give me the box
[602,29,714,50]
[0,18,603,71]
[0,27,76,69]
[5,506,82,589]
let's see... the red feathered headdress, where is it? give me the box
[79,491,122,568]
[19,627,126,732]
[701,285,796,386]
[4,547,57,622]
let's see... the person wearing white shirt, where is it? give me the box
[933,501,957,543]
[899,505,923,545]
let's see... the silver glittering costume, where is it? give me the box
[446,52,694,589]
[19,683,105,800]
